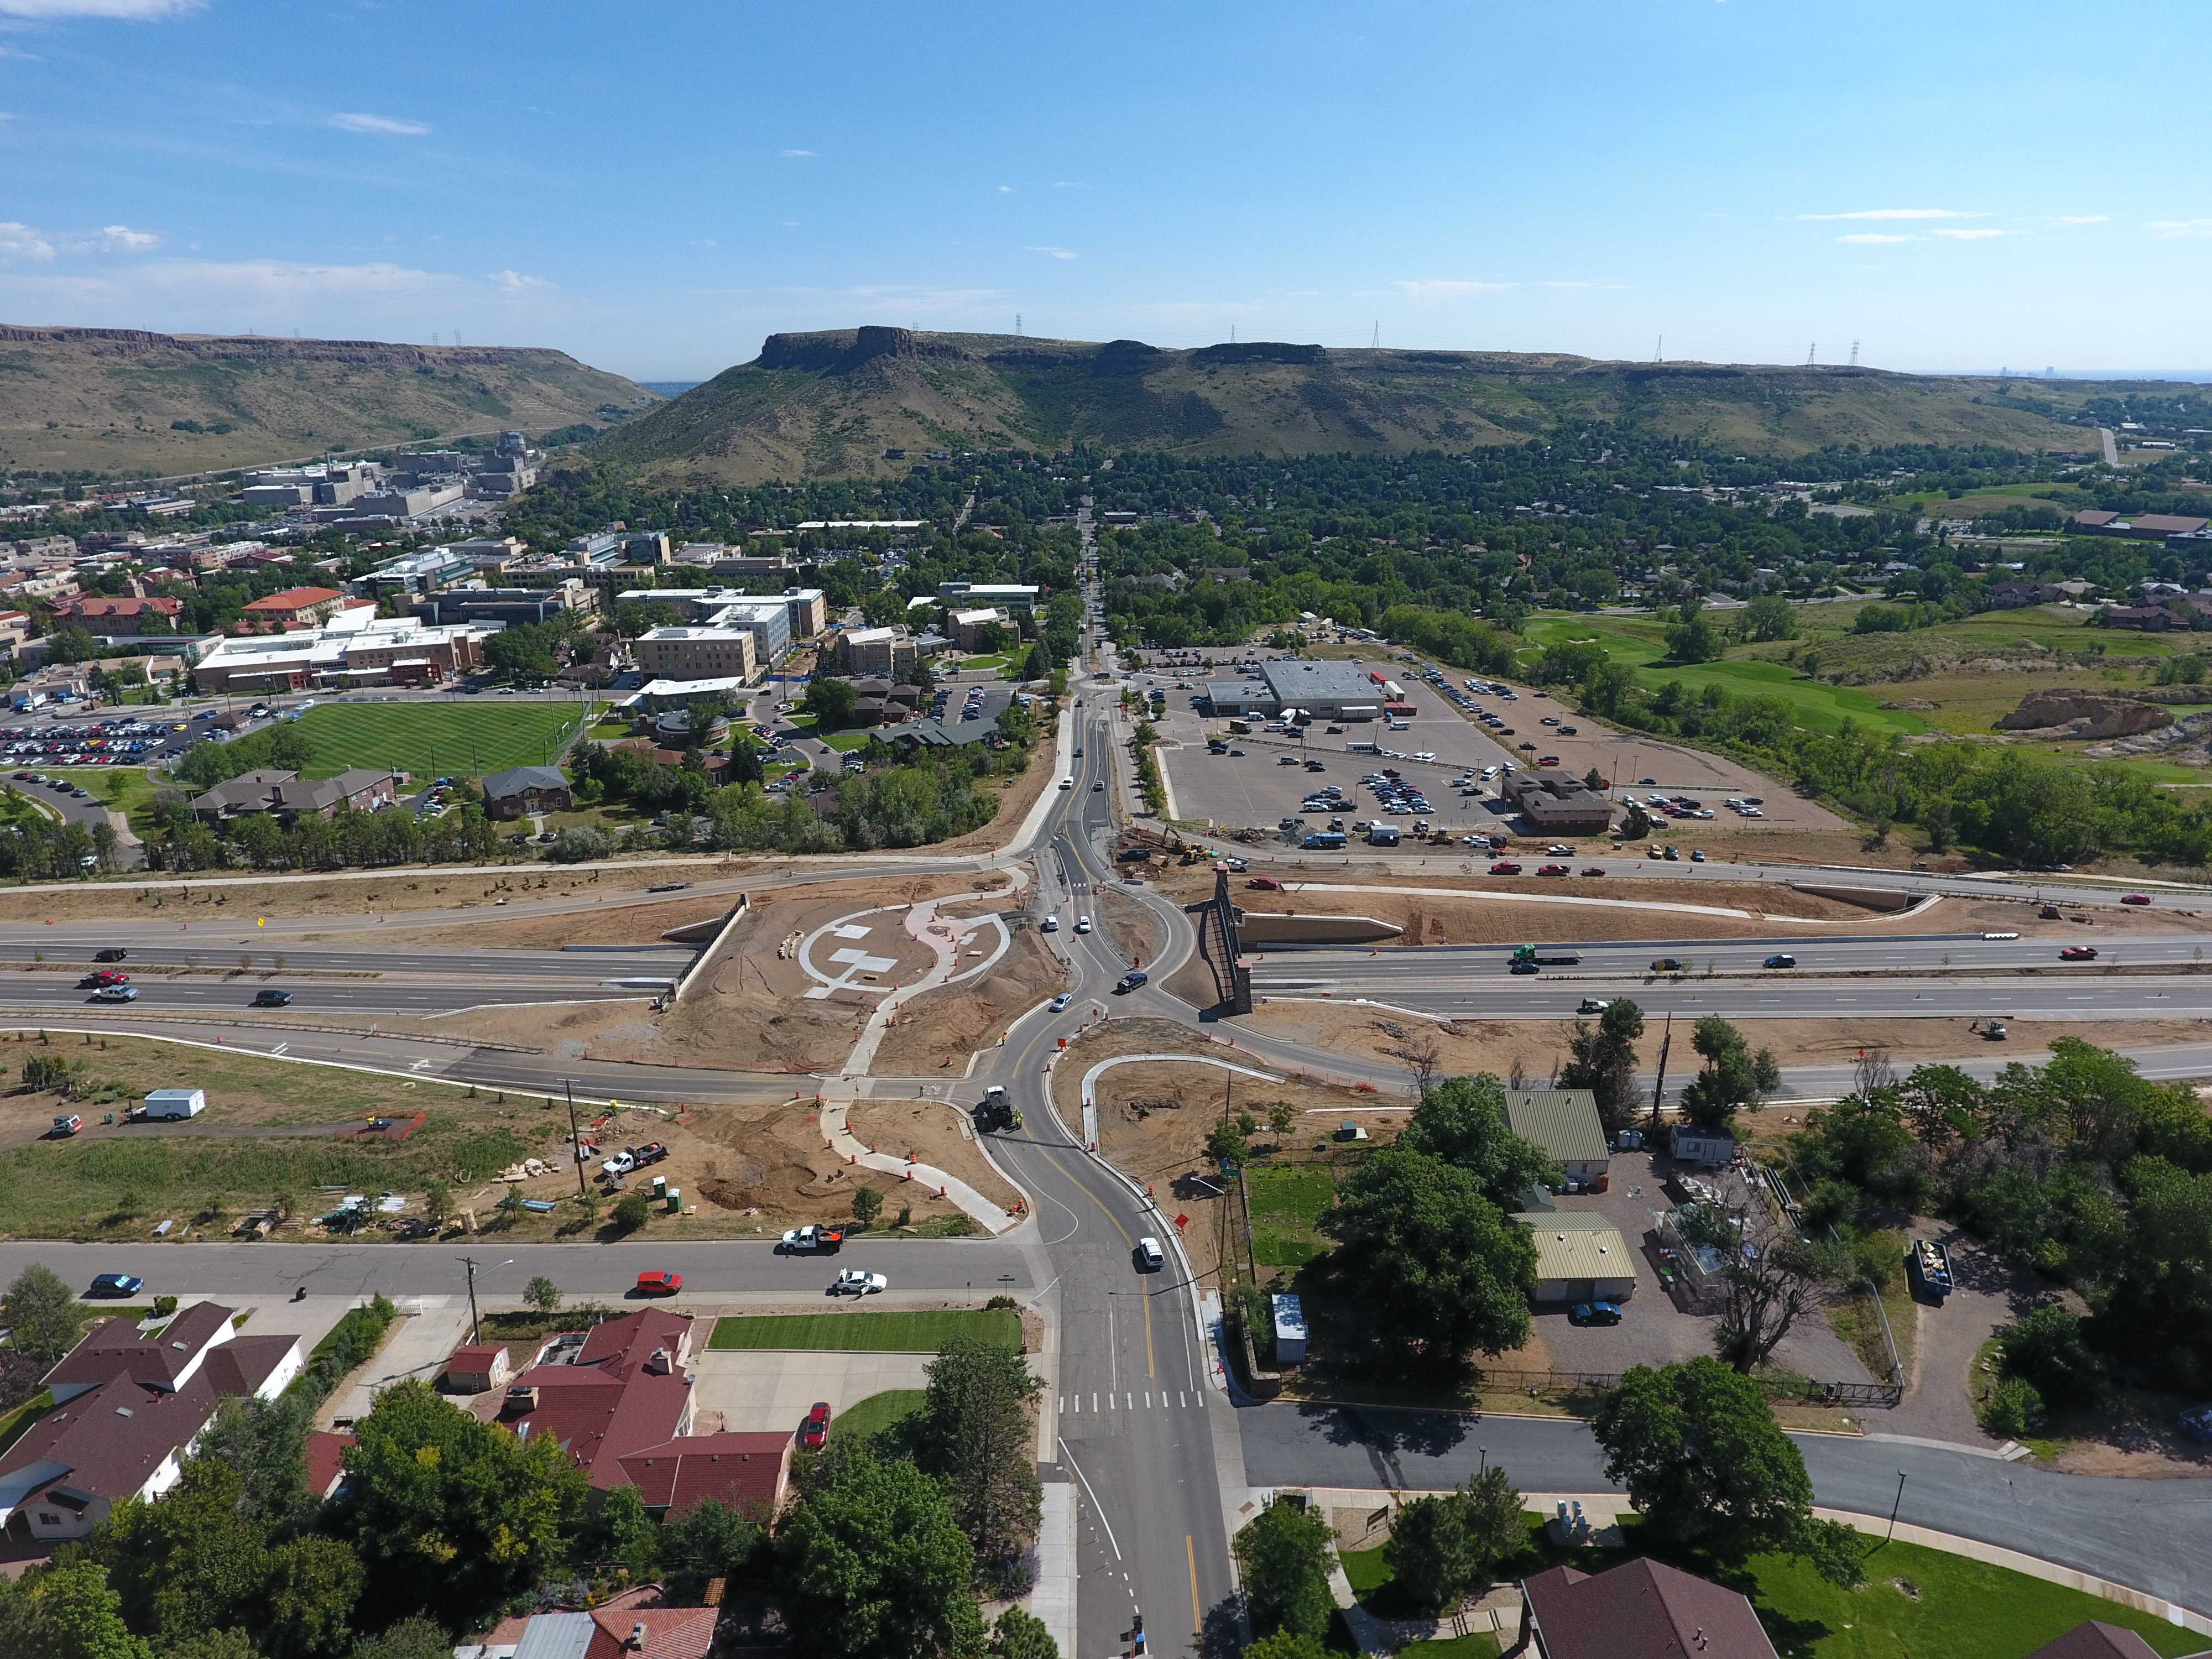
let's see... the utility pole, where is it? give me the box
[564,1078,588,1198]
[460,1255,482,1345]
[1649,1010,1673,1130]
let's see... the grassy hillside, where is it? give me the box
[0,325,659,478]
[591,326,2128,483]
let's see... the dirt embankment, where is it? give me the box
[846,1098,1025,1214]
[870,916,1068,1075]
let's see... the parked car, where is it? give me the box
[832,1269,888,1296]
[1568,1301,1623,1327]
[88,1272,143,1297]
[802,1401,832,1450]
[2060,945,2099,961]
[634,1270,682,1296]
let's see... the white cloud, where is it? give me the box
[0,220,160,260]
[1028,246,1074,260]
[1931,227,2007,240]
[0,43,42,58]
[997,185,1014,194]
[0,222,55,261]
[1839,233,1913,244]
[331,112,431,136]
[779,148,816,158]
[0,0,199,15]
[489,269,552,294]
[1396,279,1513,300]
[2054,215,2109,226]
[93,224,158,252]
[1802,208,1970,221]
[2150,219,2212,237]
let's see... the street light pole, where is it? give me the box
[564,1078,587,1199]
[460,1255,482,1345]
[1885,1470,1907,1544]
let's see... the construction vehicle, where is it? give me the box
[974,1086,1022,1133]
[1973,1018,2008,1041]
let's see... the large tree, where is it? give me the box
[1326,1147,1537,1366]
[899,1337,1042,1583]
[804,677,860,731]
[1591,1358,1863,1585]
[1557,1000,1647,1133]
[1232,1498,1335,1640]
[1399,1074,1561,1209]
[4,1261,84,1363]
[1676,1199,1845,1375]
[776,1449,983,1659]
[1677,1015,1780,1129]
[1381,1467,1522,1615]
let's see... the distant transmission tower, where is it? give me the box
[1849,341,1859,366]
[1806,342,1817,366]
[1371,321,1380,348]
[1654,337,1663,363]
[1015,314,1022,336]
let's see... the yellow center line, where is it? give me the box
[1186,1535,1201,1636]
[1036,1147,1134,1245]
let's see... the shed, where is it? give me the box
[142,1088,206,1120]
[1271,1294,1308,1365]
[1503,1089,1610,1185]
[1669,1124,1738,1168]
[1518,1213,1637,1304]
[445,1343,512,1394]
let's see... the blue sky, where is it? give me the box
[1,0,2206,382]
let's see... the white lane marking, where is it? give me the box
[1092,1392,1098,1413]
[1180,1391,1187,1407]
[1060,1440,1121,1562]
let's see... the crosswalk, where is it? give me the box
[1059,1390,1203,1414]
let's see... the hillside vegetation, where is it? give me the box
[591,325,2122,482]
[0,325,658,478]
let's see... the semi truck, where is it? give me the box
[1509,945,1582,966]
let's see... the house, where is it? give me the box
[445,1343,513,1394]
[504,1309,696,1488]
[1520,1557,1779,1659]
[2021,1621,2209,1659]
[54,595,184,636]
[302,1430,354,1501]
[1501,1088,1610,1187]
[481,765,573,821]
[456,1585,717,1659]
[2102,605,2179,632]
[240,586,347,631]
[189,768,397,826]
[0,1302,303,1541]
[1990,580,2063,608]
[615,1430,794,1522]
[1519,1213,1637,1304]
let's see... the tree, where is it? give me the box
[1326,1147,1537,1366]
[1998,1306,2106,1411]
[1242,1636,1328,1659]
[1676,1198,1844,1374]
[522,1275,562,1315]
[1267,1100,1298,1142]
[330,1379,586,1627]
[804,677,859,732]
[901,1337,1042,1582]
[1204,1118,1248,1166]
[483,625,557,681]
[987,1606,1057,1659]
[1381,1467,1523,1615]
[16,1562,149,1659]
[1399,1074,1561,1208]
[1677,1016,1780,1129]
[1619,800,1651,841]
[852,1185,885,1228]
[1663,597,1722,664]
[1558,1000,1646,1133]
[1743,595,1797,642]
[5,1261,84,1362]
[256,1535,364,1659]
[195,1393,312,1533]
[776,1448,983,1659]
[1233,1498,1335,1639]
[659,1498,763,1604]
[344,1615,456,1659]
[613,1192,650,1231]
[1592,1358,1861,1585]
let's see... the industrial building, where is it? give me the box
[1519,1212,1636,1304]
[1502,1088,1611,1186]
[1503,771,1614,836]
[1203,659,1387,720]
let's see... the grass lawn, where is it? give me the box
[1395,1636,1499,1659]
[290,702,594,781]
[818,731,872,752]
[828,1388,927,1446]
[34,766,164,826]
[1246,1164,1335,1268]
[952,655,1007,673]
[707,1308,1020,1352]
[0,1390,55,1459]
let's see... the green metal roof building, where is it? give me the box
[1503,1088,1611,1180]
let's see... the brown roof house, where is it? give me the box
[504,1308,696,1488]
[480,764,572,821]
[617,1430,794,1522]
[2022,1622,2212,1659]
[1520,1557,1779,1659]
[190,767,397,825]
[0,1302,304,1543]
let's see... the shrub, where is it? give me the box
[1980,1376,2043,1439]
[613,1192,650,1231]
[1997,1306,2106,1411]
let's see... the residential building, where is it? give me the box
[706,597,793,665]
[481,765,574,821]
[616,1430,794,1521]
[635,626,759,684]
[936,580,1039,613]
[780,586,827,638]
[1501,1088,1610,1185]
[950,606,1009,651]
[1503,773,1613,836]
[240,586,347,632]
[1519,1212,1636,1304]
[1990,580,2064,608]
[838,625,915,676]
[2021,1622,2205,1659]
[444,1344,513,1394]
[1519,1557,1779,1659]
[456,1586,717,1659]
[2102,605,2179,632]
[0,1302,304,1542]
[504,1308,696,1488]
[54,595,183,636]
[189,768,398,825]
[878,714,999,753]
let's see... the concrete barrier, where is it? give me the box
[666,894,749,1008]
[1235,912,1404,945]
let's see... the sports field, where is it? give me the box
[292,701,594,781]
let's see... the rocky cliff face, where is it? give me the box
[1994,691,2176,739]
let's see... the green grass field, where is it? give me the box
[291,702,593,781]
[828,1388,927,1446]
[1247,1164,1335,1267]
[707,1309,1021,1352]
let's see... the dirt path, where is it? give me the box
[1884,1223,2060,1447]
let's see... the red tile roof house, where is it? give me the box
[456,1584,718,1659]
[238,585,347,632]
[504,1309,699,1489]
[2023,1621,2212,1659]
[0,1301,304,1545]
[1519,1557,1780,1659]
[617,1431,794,1524]
[54,594,184,635]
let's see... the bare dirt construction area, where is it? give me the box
[869,907,1068,1075]
[846,1098,1025,1215]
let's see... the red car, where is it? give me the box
[1489,861,1523,875]
[801,1401,832,1450]
[2121,894,2151,906]
[635,1270,683,1296]
[1246,876,1282,891]
[1538,864,1571,877]
[1580,866,1606,877]
[2059,945,2098,961]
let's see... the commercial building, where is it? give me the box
[1519,1213,1636,1304]
[1203,659,1387,720]
[1519,1558,1778,1659]
[357,546,476,598]
[936,580,1039,614]
[190,617,489,692]
[1503,772,1613,836]
[481,765,573,821]
[239,586,347,631]
[0,1302,304,1542]
[1502,1088,1610,1185]
[635,626,759,684]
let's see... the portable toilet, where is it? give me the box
[143,1088,206,1120]
[664,1186,681,1214]
[1271,1293,1307,1365]
[651,1175,667,1200]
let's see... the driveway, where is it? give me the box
[688,1348,937,1434]
[1885,1222,2061,1446]
[322,1294,473,1426]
